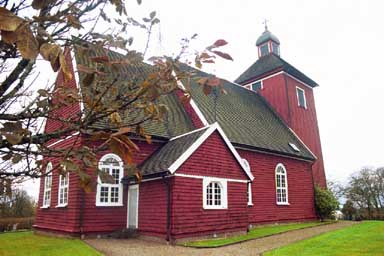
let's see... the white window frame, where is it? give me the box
[251,80,263,91]
[275,163,289,205]
[259,42,270,57]
[57,172,69,207]
[203,178,228,210]
[42,162,53,208]
[296,87,307,109]
[96,153,124,207]
[247,182,253,206]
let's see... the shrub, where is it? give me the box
[314,185,339,221]
[0,217,34,232]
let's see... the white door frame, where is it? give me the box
[127,184,139,228]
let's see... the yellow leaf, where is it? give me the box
[110,112,122,124]
[15,24,39,60]
[0,7,24,31]
[40,43,62,71]
[59,52,73,81]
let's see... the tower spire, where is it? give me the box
[263,19,268,31]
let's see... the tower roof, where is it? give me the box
[234,54,318,87]
[256,29,280,46]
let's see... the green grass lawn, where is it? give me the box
[264,221,384,256]
[184,221,333,248]
[0,231,102,256]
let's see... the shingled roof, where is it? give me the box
[74,43,194,138]
[138,127,209,176]
[234,53,318,87]
[73,42,315,161]
[182,65,315,161]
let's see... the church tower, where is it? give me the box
[235,26,327,187]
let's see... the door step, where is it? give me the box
[107,228,139,239]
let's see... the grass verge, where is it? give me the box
[0,231,102,256]
[264,221,383,256]
[184,221,334,248]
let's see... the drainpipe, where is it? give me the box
[310,162,319,220]
[79,188,85,239]
[162,175,171,242]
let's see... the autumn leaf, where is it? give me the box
[207,77,221,87]
[135,171,142,183]
[59,52,73,82]
[197,77,208,85]
[82,73,95,87]
[40,43,62,71]
[145,135,152,144]
[213,39,228,47]
[5,134,23,145]
[15,24,39,60]
[110,112,122,124]
[211,50,233,61]
[77,64,97,74]
[66,14,82,29]
[90,55,110,63]
[203,85,212,95]
[1,30,17,44]
[11,154,22,164]
[0,7,24,31]
[112,127,131,137]
[32,0,54,10]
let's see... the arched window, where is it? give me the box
[203,178,227,209]
[96,154,124,206]
[275,163,289,205]
[42,162,53,208]
[57,172,69,207]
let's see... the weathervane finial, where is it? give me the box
[262,19,268,31]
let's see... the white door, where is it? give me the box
[127,185,139,229]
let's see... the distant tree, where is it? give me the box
[344,167,384,219]
[314,185,339,221]
[341,200,357,220]
[327,179,344,201]
[0,189,35,218]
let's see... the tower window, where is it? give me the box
[251,81,263,91]
[259,43,269,57]
[296,87,307,109]
[272,42,280,55]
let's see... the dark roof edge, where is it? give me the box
[236,66,284,85]
[122,171,170,184]
[233,143,315,162]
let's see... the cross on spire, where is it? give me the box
[262,19,268,31]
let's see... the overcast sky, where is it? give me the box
[23,0,384,198]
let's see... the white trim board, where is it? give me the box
[46,131,80,148]
[71,47,85,114]
[169,125,209,141]
[168,122,255,181]
[174,173,248,183]
[172,70,209,126]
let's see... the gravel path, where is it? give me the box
[85,221,357,256]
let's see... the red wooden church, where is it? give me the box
[35,27,326,241]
